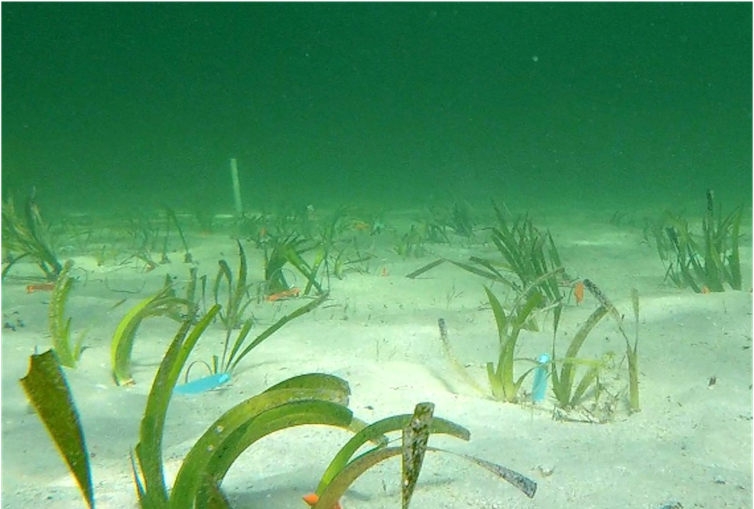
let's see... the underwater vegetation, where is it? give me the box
[8,187,698,507]
[21,305,538,508]
[427,201,477,238]
[393,223,432,258]
[263,233,325,296]
[550,280,641,417]
[486,202,564,306]
[2,189,63,281]
[391,202,479,259]
[180,291,328,395]
[47,260,83,368]
[108,252,327,392]
[164,206,193,263]
[438,277,641,420]
[213,240,254,330]
[408,202,641,420]
[407,201,566,314]
[650,190,743,293]
[483,281,549,403]
[111,276,194,386]
[260,205,379,294]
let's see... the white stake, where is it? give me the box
[230,158,243,216]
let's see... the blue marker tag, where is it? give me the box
[175,373,231,395]
[531,354,550,403]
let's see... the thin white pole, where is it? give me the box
[230,157,243,216]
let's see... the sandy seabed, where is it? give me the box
[1,206,752,509]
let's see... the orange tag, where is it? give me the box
[303,492,343,509]
[27,283,56,293]
[266,287,300,302]
[573,280,585,304]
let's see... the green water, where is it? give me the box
[3,2,751,216]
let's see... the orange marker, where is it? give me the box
[303,492,342,509]
[26,283,56,293]
[266,287,300,302]
[700,286,711,294]
[573,280,585,305]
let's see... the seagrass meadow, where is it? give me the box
[2,2,751,508]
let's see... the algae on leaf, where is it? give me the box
[401,402,434,508]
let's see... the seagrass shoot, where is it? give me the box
[111,275,194,386]
[484,281,554,403]
[406,201,567,318]
[550,279,641,417]
[177,291,329,395]
[48,260,83,368]
[212,240,254,331]
[263,233,326,297]
[2,188,63,281]
[652,189,742,293]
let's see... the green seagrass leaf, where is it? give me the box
[20,350,94,509]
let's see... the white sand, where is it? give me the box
[2,208,751,508]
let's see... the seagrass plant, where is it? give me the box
[111,276,193,386]
[20,306,354,509]
[164,206,193,263]
[179,292,329,395]
[310,401,537,508]
[549,302,608,409]
[550,280,641,415]
[393,223,429,258]
[212,240,254,330]
[484,282,548,403]
[405,202,566,314]
[20,306,538,508]
[653,190,743,292]
[48,260,82,368]
[427,201,476,238]
[487,201,564,306]
[2,190,63,281]
[263,234,325,296]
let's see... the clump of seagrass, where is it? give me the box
[407,201,566,313]
[436,271,563,404]
[213,240,254,330]
[550,279,640,421]
[2,189,63,281]
[652,189,742,292]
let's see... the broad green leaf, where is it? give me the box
[170,384,350,508]
[20,350,94,509]
[315,447,403,508]
[135,305,220,506]
[111,286,192,386]
[316,412,470,495]
[195,400,354,506]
